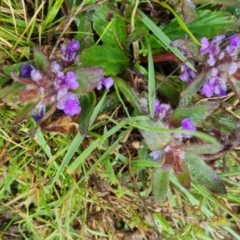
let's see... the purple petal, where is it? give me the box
[21,64,34,78]
[200,37,210,52]
[200,82,214,97]
[150,151,162,162]
[102,77,114,91]
[154,99,161,114]
[229,35,240,47]
[228,62,238,75]
[32,105,45,122]
[30,70,42,82]
[63,94,81,116]
[65,71,79,89]
[61,39,80,62]
[51,61,61,73]
[181,118,196,131]
[211,67,218,77]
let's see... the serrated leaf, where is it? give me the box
[81,45,129,75]
[170,102,219,126]
[13,100,40,124]
[78,92,96,134]
[138,119,172,151]
[175,160,191,189]
[93,3,128,49]
[153,168,170,203]
[74,67,104,95]
[162,10,236,40]
[33,46,50,71]
[185,153,227,194]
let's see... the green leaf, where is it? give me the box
[93,3,128,49]
[33,46,50,71]
[99,92,120,114]
[153,168,170,203]
[185,153,227,195]
[81,45,129,75]
[203,108,240,134]
[180,143,222,155]
[75,11,95,49]
[13,100,40,124]
[0,82,24,99]
[138,119,172,151]
[127,19,148,44]
[74,66,104,95]
[162,10,236,40]
[175,160,191,189]
[170,102,219,126]
[179,72,206,106]
[114,76,143,112]
[1,61,33,76]
[78,92,96,134]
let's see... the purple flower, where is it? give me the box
[51,61,61,73]
[180,118,196,139]
[200,37,210,54]
[97,77,114,91]
[30,70,42,82]
[200,36,225,67]
[181,118,196,131]
[64,95,81,116]
[64,71,79,89]
[229,35,240,47]
[61,39,80,62]
[150,151,162,162]
[21,64,34,78]
[54,71,79,90]
[201,76,227,97]
[32,105,45,122]
[200,82,214,97]
[57,93,81,116]
[179,64,196,82]
[154,100,172,120]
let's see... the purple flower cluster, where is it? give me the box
[20,40,82,120]
[200,35,240,97]
[18,40,114,121]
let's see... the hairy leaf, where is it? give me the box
[170,101,219,126]
[175,160,191,189]
[153,168,170,203]
[138,119,172,151]
[185,153,227,194]
[74,67,104,95]
[33,46,50,71]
